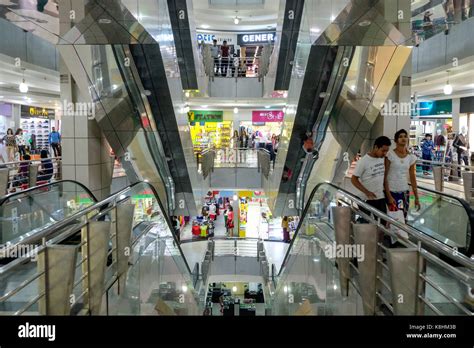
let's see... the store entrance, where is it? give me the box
[204,282,265,316]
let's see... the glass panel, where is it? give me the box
[422,260,473,315]
[0,181,96,245]
[109,182,201,315]
[408,188,470,250]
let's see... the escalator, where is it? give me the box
[270,182,474,316]
[57,0,202,218]
[266,0,413,217]
[0,181,201,315]
[408,184,474,256]
[0,180,98,255]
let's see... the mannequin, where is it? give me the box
[453,126,469,176]
[434,129,446,147]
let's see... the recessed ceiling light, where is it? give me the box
[358,20,371,27]
[265,106,271,109]
[234,107,239,114]
[310,27,321,33]
[330,15,335,21]
[201,24,210,29]
[98,18,112,24]
[234,17,240,25]
[201,105,208,108]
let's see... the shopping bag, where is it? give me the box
[387,206,408,243]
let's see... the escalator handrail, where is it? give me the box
[0,180,98,206]
[0,181,193,277]
[277,182,474,278]
[412,183,474,255]
[415,183,474,211]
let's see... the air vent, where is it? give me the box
[209,0,264,7]
[402,76,411,86]
[60,74,70,84]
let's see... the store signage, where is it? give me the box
[197,33,215,43]
[197,32,235,44]
[21,105,55,119]
[414,100,452,117]
[460,96,474,113]
[252,110,284,123]
[237,32,276,46]
[188,110,223,123]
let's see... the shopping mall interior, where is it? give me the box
[0,0,474,337]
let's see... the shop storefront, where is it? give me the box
[20,105,57,154]
[411,99,452,161]
[240,110,284,148]
[459,96,474,156]
[189,110,232,159]
[0,103,13,141]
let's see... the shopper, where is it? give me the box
[172,216,180,243]
[226,206,234,236]
[210,39,220,76]
[420,133,434,175]
[49,127,62,157]
[2,128,16,162]
[15,129,27,160]
[239,130,248,163]
[37,149,54,182]
[13,154,30,188]
[209,203,217,221]
[281,216,290,242]
[453,129,470,177]
[384,129,421,219]
[351,136,391,217]
[220,41,230,77]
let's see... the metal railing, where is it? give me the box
[274,182,474,316]
[0,181,197,315]
[0,157,61,194]
[257,148,271,178]
[412,5,474,44]
[416,158,474,202]
[201,44,273,79]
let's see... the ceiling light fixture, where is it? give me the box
[330,15,336,21]
[265,105,271,109]
[358,19,371,27]
[201,24,210,29]
[19,78,28,94]
[234,11,241,25]
[443,70,453,95]
[234,107,239,114]
[98,18,112,24]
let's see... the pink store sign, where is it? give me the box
[252,110,285,123]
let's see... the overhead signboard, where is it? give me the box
[21,105,55,119]
[188,110,223,123]
[237,32,276,46]
[414,100,452,117]
[252,110,284,123]
[197,32,237,44]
